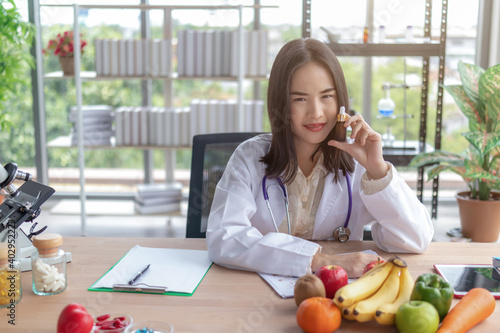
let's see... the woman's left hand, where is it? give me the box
[328,114,388,179]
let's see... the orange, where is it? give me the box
[296,296,342,333]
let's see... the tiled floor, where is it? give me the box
[25,194,499,243]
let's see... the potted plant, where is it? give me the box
[44,30,87,76]
[410,60,500,242]
[0,0,35,205]
[0,0,35,131]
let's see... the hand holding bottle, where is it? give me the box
[328,114,387,180]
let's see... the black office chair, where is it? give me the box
[186,132,262,238]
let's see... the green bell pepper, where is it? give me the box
[410,273,453,321]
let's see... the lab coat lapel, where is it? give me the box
[312,173,343,239]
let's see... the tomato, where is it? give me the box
[57,303,94,333]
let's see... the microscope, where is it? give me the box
[0,162,56,271]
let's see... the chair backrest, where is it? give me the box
[186,132,262,238]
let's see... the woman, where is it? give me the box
[206,38,433,278]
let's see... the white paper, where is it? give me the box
[110,39,119,76]
[160,39,171,76]
[203,31,213,77]
[92,245,212,294]
[94,39,103,75]
[258,249,379,298]
[126,39,135,76]
[118,39,127,76]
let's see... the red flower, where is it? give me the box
[43,30,87,57]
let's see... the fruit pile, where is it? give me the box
[294,257,496,333]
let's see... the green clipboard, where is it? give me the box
[88,246,213,296]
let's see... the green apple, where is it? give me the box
[395,301,440,333]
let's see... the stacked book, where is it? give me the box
[114,100,264,147]
[69,105,114,146]
[134,182,183,215]
[115,106,190,147]
[94,38,171,77]
[177,29,268,77]
[189,99,264,137]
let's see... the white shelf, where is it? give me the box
[47,135,190,150]
[41,3,277,10]
[44,71,268,81]
[327,42,442,57]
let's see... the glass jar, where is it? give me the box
[378,25,386,43]
[0,242,22,307]
[406,25,414,43]
[31,233,67,296]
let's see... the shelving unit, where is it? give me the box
[303,0,448,219]
[327,42,442,57]
[38,2,276,235]
[44,71,269,82]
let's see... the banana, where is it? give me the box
[352,265,401,322]
[390,256,408,268]
[375,265,415,325]
[341,303,357,321]
[334,260,394,308]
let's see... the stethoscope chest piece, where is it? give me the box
[333,226,351,243]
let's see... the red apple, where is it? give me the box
[362,257,386,275]
[314,265,348,299]
[57,303,94,333]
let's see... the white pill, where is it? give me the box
[54,281,65,291]
[46,280,58,291]
[34,281,44,290]
[36,265,50,277]
[43,274,56,284]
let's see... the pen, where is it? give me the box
[128,264,151,285]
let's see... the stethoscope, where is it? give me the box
[262,173,353,242]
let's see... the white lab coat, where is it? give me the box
[206,134,433,277]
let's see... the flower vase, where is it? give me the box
[59,56,75,76]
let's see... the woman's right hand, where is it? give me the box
[311,252,380,278]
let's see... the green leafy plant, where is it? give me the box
[0,0,35,130]
[410,61,500,201]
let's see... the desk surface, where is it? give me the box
[1,238,499,332]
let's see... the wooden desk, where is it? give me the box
[1,238,499,332]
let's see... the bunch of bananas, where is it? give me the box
[333,256,414,325]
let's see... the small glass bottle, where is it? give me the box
[378,84,395,117]
[333,106,347,142]
[363,27,369,43]
[31,233,67,296]
[378,26,386,43]
[406,25,414,43]
[0,242,22,307]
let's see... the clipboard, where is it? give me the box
[88,245,213,296]
[112,284,167,294]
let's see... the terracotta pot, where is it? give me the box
[456,191,500,242]
[59,56,74,76]
[0,193,4,205]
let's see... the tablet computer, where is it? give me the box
[434,264,500,299]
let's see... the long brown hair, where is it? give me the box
[261,38,355,183]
